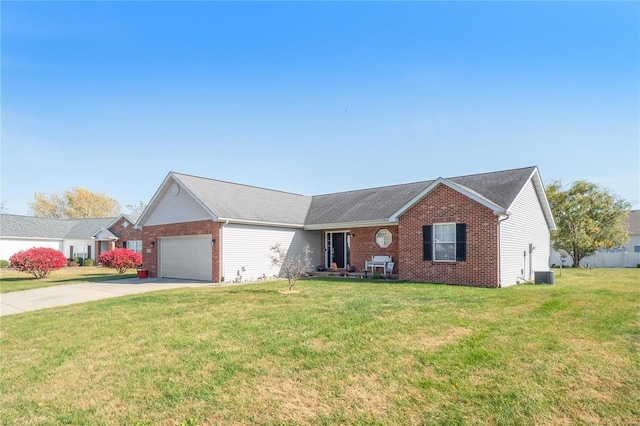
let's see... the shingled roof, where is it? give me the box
[171,173,312,226]
[145,166,545,229]
[0,215,116,239]
[305,166,538,227]
[305,180,432,227]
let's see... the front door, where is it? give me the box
[326,232,350,269]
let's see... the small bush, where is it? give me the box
[84,258,95,267]
[0,259,9,269]
[9,247,67,279]
[99,248,142,275]
[73,257,84,266]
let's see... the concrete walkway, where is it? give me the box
[0,278,214,317]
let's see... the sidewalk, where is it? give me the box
[0,278,213,317]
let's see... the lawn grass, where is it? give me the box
[1,268,638,425]
[0,266,137,293]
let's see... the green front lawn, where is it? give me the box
[0,266,137,293]
[1,268,638,425]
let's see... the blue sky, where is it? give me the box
[2,1,638,216]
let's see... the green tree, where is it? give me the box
[546,180,630,267]
[29,188,121,218]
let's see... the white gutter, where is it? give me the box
[217,217,305,229]
[304,219,395,231]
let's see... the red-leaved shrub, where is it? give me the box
[9,247,68,279]
[98,248,142,275]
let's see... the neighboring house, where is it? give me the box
[136,166,555,288]
[0,214,142,262]
[550,210,640,268]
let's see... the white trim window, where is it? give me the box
[434,223,456,261]
[73,244,88,260]
[375,229,392,248]
[126,240,143,255]
[423,223,467,262]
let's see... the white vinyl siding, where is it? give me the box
[550,234,640,268]
[145,185,214,226]
[500,179,551,286]
[0,239,62,261]
[222,224,321,283]
[159,235,212,281]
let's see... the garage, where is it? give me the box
[159,235,212,281]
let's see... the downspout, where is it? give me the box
[497,213,510,288]
[219,219,229,283]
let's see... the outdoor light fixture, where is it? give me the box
[150,241,155,248]
[210,239,216,246]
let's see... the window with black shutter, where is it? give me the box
[455,223,466,261]
[423,225,432,261]
[424,223,467,262]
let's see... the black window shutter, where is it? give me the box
[456,223,467,261]
[423,225,432,261]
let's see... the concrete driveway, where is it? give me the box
[0,278,213,316]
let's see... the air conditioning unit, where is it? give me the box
[534,271,554,285]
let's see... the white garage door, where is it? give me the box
[159,236,212,281]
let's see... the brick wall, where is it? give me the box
[398,184,500,288]
[142,220,221,282]
[349,226,399,273]
[110,219,143,249]
[94,218,143,259]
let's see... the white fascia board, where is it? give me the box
[389,178,505,222]
[304,220,395,231]
[91,227,118,239]
[218,217,304,229]
[105,214,129,230]
[173,175,220,221]
[135,172,174,227]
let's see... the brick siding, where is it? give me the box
[142,220,221,282]
[349,226,399,274]
[110,219,143,249]
[398,184,500,288]
[94,218,143,259]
